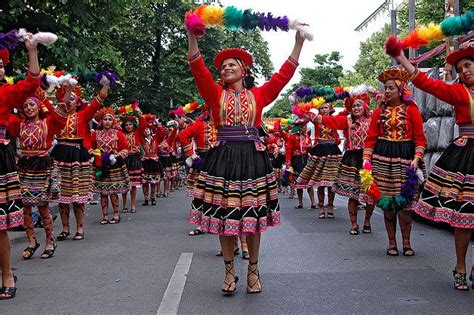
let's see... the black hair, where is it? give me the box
[455,56,474,73]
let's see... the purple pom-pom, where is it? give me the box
[295,87,313,98]
[40,74,50,90]
[258,13,290,32]
[192,157,204,170]
[0,30,20,50]
[102,152,111,168]
[400,167,418,200]
[94,71,119,86]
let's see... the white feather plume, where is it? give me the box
[17,28,58,46]
[45,74,77,90]
[288,19,314,41]
[349,84,373,97]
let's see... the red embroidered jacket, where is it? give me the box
[189,54,298,128]
[124,130,143,155]
[412,70,473,125]
[178,119,216,158]
[363,103,426,160]
[282,132,310,164]
[0,75,40,129]
[322,115,370,151]
[56,93,106,150]
[90,129,129,159]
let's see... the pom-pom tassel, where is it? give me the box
[185,12,206,37]
[385,35,403,58]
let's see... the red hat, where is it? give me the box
[214,48,253,69]
[344,93,370,110]
[0,49,10,65]
[446,39,474,67]
[378,68,410,83]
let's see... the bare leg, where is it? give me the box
[73,202,85,235]
[23,205,36,247]
[130,186,137,211]
[150,183,157,204]
[219,235,238,292]
[142,183,149,204]
[454,228,472,274]
[307,187,316,208]
[296,189,303,207]
[38,204,54,248]
[58,203,70,234]
[384,211,398,253]
[398,210,414,255]
[364,204,375,227]
[246,233,262,293]
[110,194,119,220]
[327,188,335,217]
[101,194,109,219]
[163,178,169,197]
[121,192,128,211]
[348,198,359,230]
[0,231,15,291]
[317,187,325,208]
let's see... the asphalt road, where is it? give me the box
[2,187,473,314]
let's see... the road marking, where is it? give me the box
[157,252,193,315]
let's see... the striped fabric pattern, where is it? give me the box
[0,200,23,230]
[55,160,92,204]
[18,158,60,206]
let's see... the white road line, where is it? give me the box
[157,252,193,315]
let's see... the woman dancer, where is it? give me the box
[363,68,426,257]
[186,26,305,294]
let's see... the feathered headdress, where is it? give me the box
[117,99,141,123]
[94,107,116,123]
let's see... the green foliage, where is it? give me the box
[0,0,273,117]
[265,51,344,117]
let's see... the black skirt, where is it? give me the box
[189,141,281,236]
[0,142,23,230]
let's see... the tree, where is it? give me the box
[0,0,273,117]
[265,51,344,117]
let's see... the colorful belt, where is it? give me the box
[459,125,474,138]
[217,126,260,142]
[317,140,335,145]
[21,149,48,157]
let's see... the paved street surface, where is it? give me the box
[2,188,473,314]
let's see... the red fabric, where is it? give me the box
[57,95,104,150]
[321,115,348,145]
[0,76,40,128]
[178,120,211,157]
[412,70,472,125]
[363,104,427,160]
[189,55,297,128]
[285,134,309,165]
[90,129,129,157]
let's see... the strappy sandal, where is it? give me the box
[188,228,205,236]
[100,218,109,225]
[222,260,239,296]
[130,208,137,213]
[73,232,84,241]
[109,217,120,224]
[0,275,17,300]
[318,210,325,219]
[403,247,415,257]
[57,231,71,241]
[22,239,40,260]
[386,246,399,256]
[122,207,128,213]
[350,225,360,235]
[326,206,335,218]
[40,242,57,259]
[362,225,372,234]
[453,270,469,291]
[247,261,262,294]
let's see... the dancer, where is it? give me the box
[186,26,305,294]
[91,107,130,224]
[363,68,426,257]
[316,95,374,233]
[0,36,40,299]
[394,41,474,290]
[53,81,109,241]
[296,103,341,216]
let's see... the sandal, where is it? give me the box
[73,232,84,241]
[326,206,335,218]
[109,217,120,224]
[0,275,17,300]
[310,204,317,209]
[403,247,415,257]
[222,260,239,295]
[122,207,129,213]
[242,250,250,260]
[142,199,149,206]
[188,228,205,236]
[318,211,326,219]
[151,198,156,206]
[453,270,469,291]
[350,225,360,235]
[294,204,303,209]
[57,231,71,241]
[247,261,262,294]
[100,218,109,225]
[386,246,399,256]
[22,239,40,260]
[130,208,137,213]
[362,225,372,234]
[40,242,57,259]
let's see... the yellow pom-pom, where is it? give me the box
[311,97,326,108]
[93,149,101,156]
[200,5,224,26]
[359,169,374,192]
[418,23,443,42]
[5,76,14,85]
